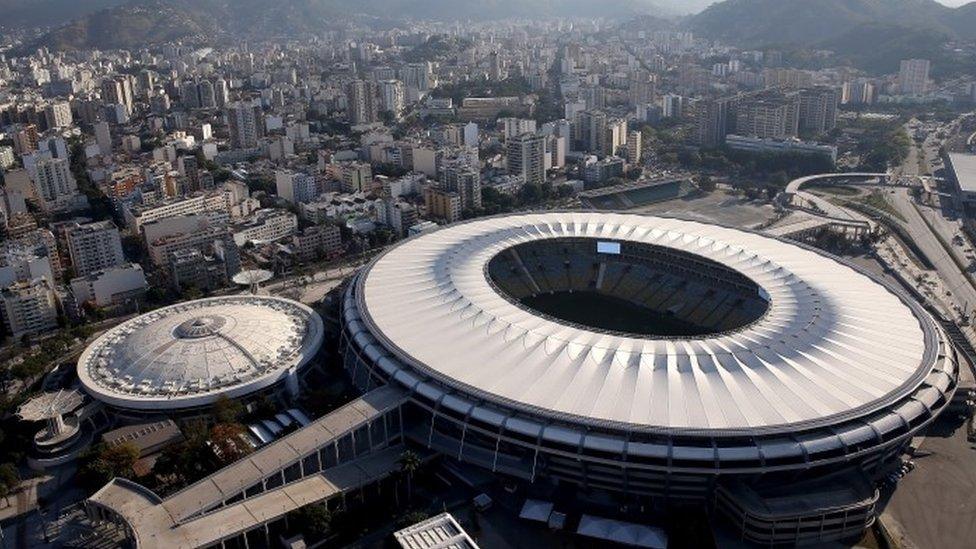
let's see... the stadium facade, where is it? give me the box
[340,212,957,545]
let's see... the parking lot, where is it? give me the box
[626,189,778,229]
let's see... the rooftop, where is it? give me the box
[947,152,976,193]
[77,295,323,411]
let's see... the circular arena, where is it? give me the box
[78,295,324,413]
[341,212,958,542]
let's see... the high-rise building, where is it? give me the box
[604,118,628,158]
[581,86,606,110]
[488,51,503,81]
[227,102,265,149]
[500,118,537,140]
[734,91,799,140]
[629,77,656,108]
[441,162,482,210]
[197,80,217,109]
[899,59,930,96]
[575,110,607,155]
[463,123,479,148]
[424,186,462,223]
[180,80,200,109]
[378,80,406,119]
[626,130,642,166]
[347,80,379,126]
[507,133,547,186]
[275,170,320,204]
[0,278,58,338]
[798,87,839,135]
[95,121,112,155]
[661,94,684,119]
[137,70,156,96]
[33,157,80,212]
[66,221,125,278]
[214,78,230,107]
[44,102,73,129]
[12,124,39,155]
[401,62,433,92]
[693,97,734,147]
[101,76,134,114]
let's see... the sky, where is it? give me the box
[937,0,970,5]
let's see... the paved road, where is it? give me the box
[887,187,976,317]
[883,417,976,549]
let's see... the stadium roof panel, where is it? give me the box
[359,212,935,435]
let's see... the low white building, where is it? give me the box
[232,209,298,246]
[70,263,148,308]
[725,134,837,162]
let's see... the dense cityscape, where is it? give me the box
[1,1,976,547]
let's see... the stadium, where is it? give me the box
[340,212,958,545]
[77,295,324,415]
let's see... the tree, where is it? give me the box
[291,502,332,539]
[212,395,244,424]
[398,450,422,502]
[153,421,212,485]
[0,463,19,504]
[80,443,140,488]
[209,423,253,466]
[697,175,716,193]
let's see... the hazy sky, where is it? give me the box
[935,0,971,4]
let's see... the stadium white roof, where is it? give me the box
[78,296,323,411]
[360,212,936,434]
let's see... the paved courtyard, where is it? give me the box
[627,189,778,229]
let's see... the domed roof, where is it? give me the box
[78,296,324,411]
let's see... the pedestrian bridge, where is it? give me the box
[86,385,410,548]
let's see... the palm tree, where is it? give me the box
[398,450,422,502]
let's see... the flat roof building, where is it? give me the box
[944,152,976,221]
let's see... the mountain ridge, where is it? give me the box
[687,0,976,46]
[28,0,678,51]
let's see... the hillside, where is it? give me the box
[29,0,674,51]
[38,3,220,51]
[686,0,962,47]
[0,0,125,29]
[685,0,976,73]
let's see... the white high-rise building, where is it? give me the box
[33,157,81,212]
[275,171,319,205]
[463,123,479,148]
[378,80,406,119]
[507,132,547,186]
[899,59,930,96]
[401,62,432,92]
[214,78,230,107]
[1,278,58,338]
[45,101,73,128]
[66,221,125,278]
[661,94,684,118]
[500,118,537,140]
[95,121,112,156]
